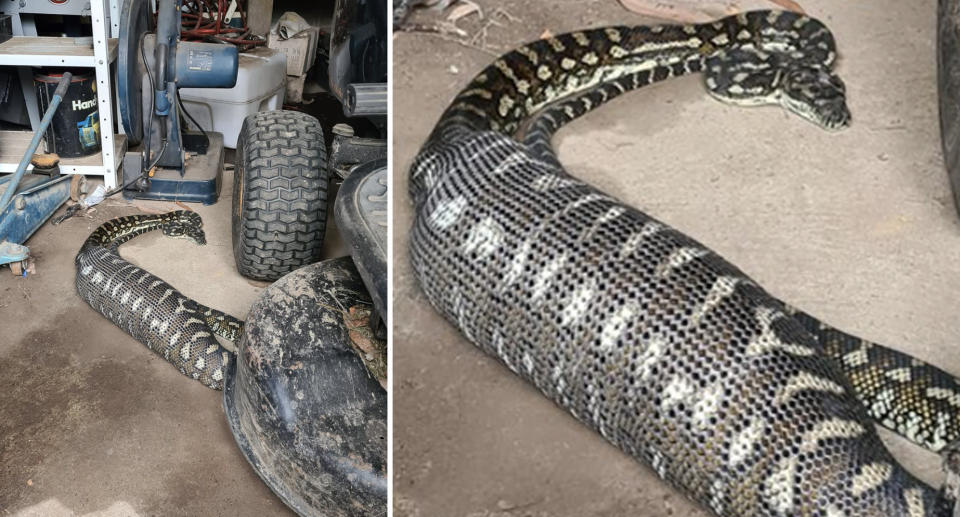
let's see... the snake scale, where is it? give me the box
[409,10,960,516]
[75,211,242,390]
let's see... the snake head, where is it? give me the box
[161,221,207,246]
[187,228,207,246]
[779,64,850,131]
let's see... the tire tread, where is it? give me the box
[232,111,328,281]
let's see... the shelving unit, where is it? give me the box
[0,36,118,66]
[1,0,124,188]
[0,130,125,175]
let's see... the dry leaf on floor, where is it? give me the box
[437,20,469,36]
[420,0,453,8]
[618,0,804,24]
[447,0,482,22]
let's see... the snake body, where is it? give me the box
[409,10,959,516]
[75,211,241,390]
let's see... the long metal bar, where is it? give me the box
[91,0,119,189]
[0,73,72,213]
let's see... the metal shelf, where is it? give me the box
[0,0,123,188]
[0,36,118,67]
[0,130,125,175]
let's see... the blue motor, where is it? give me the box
[176,43,239,88]
[152,0,237,115]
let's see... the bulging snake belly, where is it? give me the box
[408,10,960,516]
[75,211,241,390]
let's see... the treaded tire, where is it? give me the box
[232,111,328,281]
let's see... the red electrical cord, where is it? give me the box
[167,0,265,51]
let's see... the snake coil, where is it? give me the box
[409,10,960,516]
[75,211,242,390]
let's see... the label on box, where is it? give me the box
[268,27,318,77]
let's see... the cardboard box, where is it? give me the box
[268,27,319,77]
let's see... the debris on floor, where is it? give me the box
[397,0,810,55]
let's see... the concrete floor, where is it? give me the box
[0,168,320,515]
[393,0,958,515]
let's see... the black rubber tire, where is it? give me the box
[232,110,328,281]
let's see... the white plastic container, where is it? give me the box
[179,46,286,149]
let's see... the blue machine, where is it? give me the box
[117,0,238,205]
[0,73,76,275]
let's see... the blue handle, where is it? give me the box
[53,71,72,98]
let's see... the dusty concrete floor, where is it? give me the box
[0,166,341,515]
[393,0,956,515]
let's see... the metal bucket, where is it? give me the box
[34,70,100,157]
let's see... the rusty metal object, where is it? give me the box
[344,305,387,389]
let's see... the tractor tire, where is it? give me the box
[232,110,329,281]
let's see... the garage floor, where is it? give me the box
[0,169,316,515]
[393,0,957,515]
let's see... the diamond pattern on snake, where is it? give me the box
[408,9,960,516]
[75,210,241,390]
